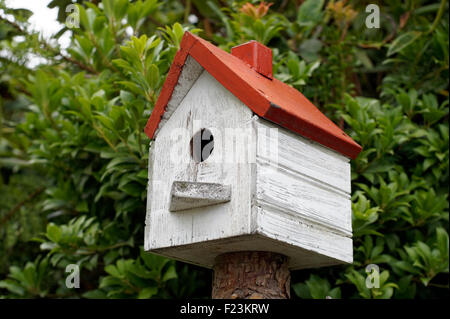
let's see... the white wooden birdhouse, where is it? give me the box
[143,32,362,270]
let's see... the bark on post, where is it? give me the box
[212,251,291,299]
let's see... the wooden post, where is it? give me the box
[212,251,290,299]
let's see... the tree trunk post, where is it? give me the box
[212,251,291,299]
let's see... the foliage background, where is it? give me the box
[0,0,448,299]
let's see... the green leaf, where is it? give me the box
[297,0,324,26]
[162,265,178,282]
[102,0,114,20]
[146,64,159,89]
[76,201,89,213]
[82,290,107,299]
[46,223,62,243]
[292,283,311,298]
[299,39,323,62]
[138,287,158,299]
[99,276,124,289]
[436,227,449,256]
[105,265,122,278]
[173,23,184,43]
[0,280,26,296]
[387,31,422,56]
[120,90,134,104]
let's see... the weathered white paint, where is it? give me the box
[169,181,232,212]
[253,117,352,265]
[145,60,353,270]
[154,56,204,138]
[254,118,351,194]
[145,69,255,252]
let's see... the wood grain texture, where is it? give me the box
[154,56,203,138]
[254,118,351,193]
[145,69,254,251]
[253,117,353,265]
[212,251,290,299]
[169,181,231,212]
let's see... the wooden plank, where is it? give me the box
[255,163,352,236]
[254,117,351,194]
[254,205,353,264]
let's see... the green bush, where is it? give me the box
[0,0,448,299]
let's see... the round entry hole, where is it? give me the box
[190,128,214,163]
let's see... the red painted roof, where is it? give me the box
[231,40,273,80]
[144,32,362,159]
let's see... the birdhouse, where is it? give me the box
[143,32,362,270]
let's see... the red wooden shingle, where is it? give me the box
[144,32,362,159]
